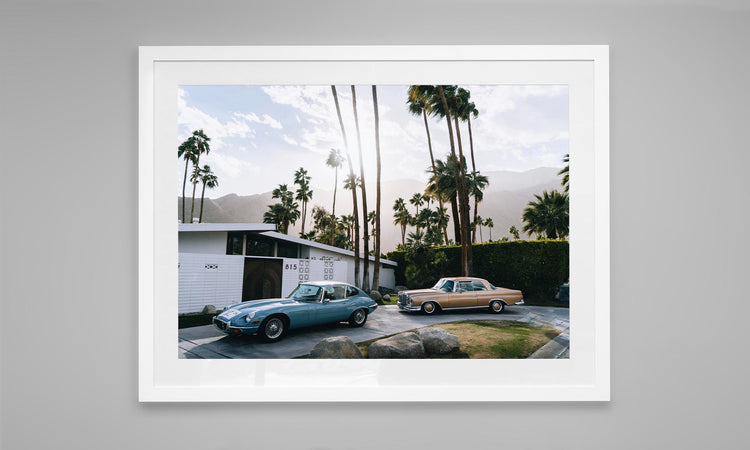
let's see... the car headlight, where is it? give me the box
[244,312,256,323]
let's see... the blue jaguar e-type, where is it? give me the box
[212,281,378,342]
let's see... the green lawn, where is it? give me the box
[357,320,560,359]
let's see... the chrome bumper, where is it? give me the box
[213,318,258,335]
[397,303,421,312]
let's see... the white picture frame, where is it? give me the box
[139,45,609,402]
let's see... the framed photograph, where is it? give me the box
[139,45,609,401]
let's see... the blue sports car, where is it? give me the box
[212,281,378,342]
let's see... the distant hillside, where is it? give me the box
[178,167,564,253]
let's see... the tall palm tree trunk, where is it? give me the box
[422,109,449,245]
[372,86,382,293]
[189,154,200,223]
[331,168,337,245]
[351,86,369,291]
[451,195,460,243]
[199,181,207,223]
[331,86,360,287]
[181,159,189,223]
[468,116,479,243]
[453,114,473,275]
[438,86,469,276]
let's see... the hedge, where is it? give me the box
[386,240,569,304]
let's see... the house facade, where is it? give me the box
[178,223,397,313]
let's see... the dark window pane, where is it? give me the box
[245,233,274,257]
[227,232,244,255]
[472,281,487,291]
[277,240,298,258]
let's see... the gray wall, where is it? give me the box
[1,1,748,449]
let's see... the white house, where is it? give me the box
[178,223,397,313]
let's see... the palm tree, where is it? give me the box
[177,135,198,223]
[367,211,377,250]
[559,154,569,193]
[188,130,210,223]
[410,192,425,223]
[325,148,345,245]
[340,214,354,248]
[197,165,218,223]
[408,85,449,245]
[484,217,494,241]
[522,190,569,239]
[466,170,489,242]
[371,85,382,292]
[350,86,369,291]
[475,215,484,243]
[263,184,300,234]
[432,85,471,275]
[293,168,313,235]
[509,225,520,240]
[425,157,460,245]
[392,197,412,247]
[331,86,361,288]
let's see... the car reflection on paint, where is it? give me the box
[212,281,378,343]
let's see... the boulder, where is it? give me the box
[416,327,460,355]
[383,294,391,302]
[368,332,425,359]
[369,290,382,302]
[201,305,217,315]
[308,336,363,359]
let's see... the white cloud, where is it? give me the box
[282,135,299,146]
[234,112,283,129]
[178,88,255,149]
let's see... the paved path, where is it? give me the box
[178,304,570,359]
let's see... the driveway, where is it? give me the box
[178,304,570,359]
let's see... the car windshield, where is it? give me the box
[433,279,455,292]
[288,284,323,301]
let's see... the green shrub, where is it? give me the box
[386,240,569,304]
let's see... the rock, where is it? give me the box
[309,336,363,359]
[416,327,460,355]
[368,332,425,359]
[201,305,217,315]
[369,290,382,302]
[383,294,391,302]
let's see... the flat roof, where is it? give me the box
[178,223,276,232]
[259,231,397,267]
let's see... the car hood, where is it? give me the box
[401,288,439,296]
[224,298,305,313]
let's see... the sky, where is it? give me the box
[177,85,568,198]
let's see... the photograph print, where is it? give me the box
[177,83,570,360]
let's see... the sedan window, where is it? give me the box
[441,280,455,292]
[471,281,488,291]
[458,281,474,291]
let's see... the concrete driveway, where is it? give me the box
[178,304,569,359]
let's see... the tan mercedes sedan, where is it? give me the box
[397,277,524,314]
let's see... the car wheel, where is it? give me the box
[348,309,368,327]
[260,316,286,342]
[421,301,439,315]
[489,300,505,314]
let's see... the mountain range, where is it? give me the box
[178,167,564,253]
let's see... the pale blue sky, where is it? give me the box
[177,85,568,198]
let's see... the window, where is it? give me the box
[471,281,487,291]
[227,232,244,255]
[346,286,359,297]
[277,240,299,258]
[441,280,455,292]
[245,233,274,257]
[323,286,346,300]
[458,281,473,291]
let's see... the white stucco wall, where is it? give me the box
[308,248,395,290]
[178,253,244,313]
[178,231,228,254]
